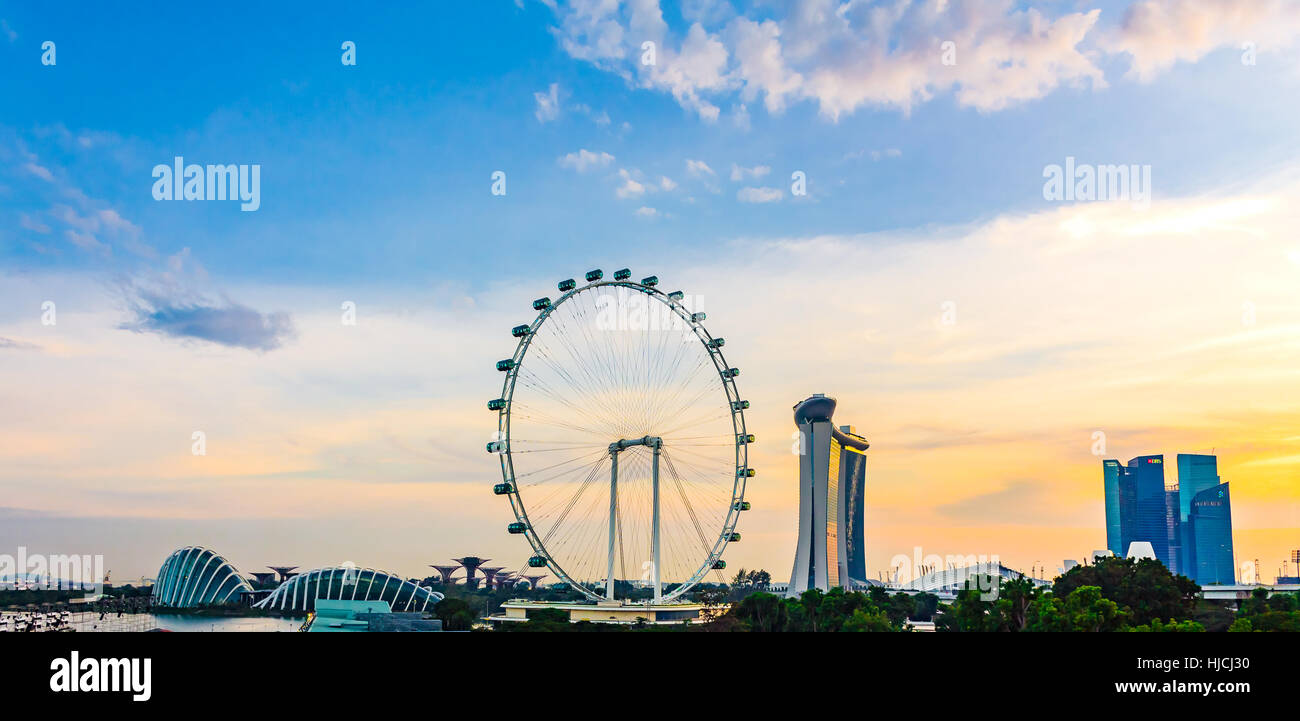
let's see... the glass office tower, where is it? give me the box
[1103,460,1124,556]
[1102,455,1174,569]
[1164,487,1181,576]
[1129,455,1172,568]
[788,395,869,595]
[1188,481,1236,585]
[1176,453,1227,581]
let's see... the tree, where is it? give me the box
[1053,557,1198,626]
[910,592,940,622]
[696,585,731,624]
[842,607,892,632]
[730,592,788,632]
[434,597,477,631]
[1130,618,1205,632]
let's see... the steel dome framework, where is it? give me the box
[152,546,252,608]
[253,565,444,613]
[489,270,751,604]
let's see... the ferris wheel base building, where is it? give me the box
[788,394,871,596]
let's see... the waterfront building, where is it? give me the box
[152,546,252,608]
[787,394,870,595]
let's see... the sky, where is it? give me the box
[2,0,1299,585]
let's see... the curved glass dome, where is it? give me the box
[253,565,444,613]
[153,546,252,608]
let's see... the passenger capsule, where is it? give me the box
[641,275,659,287]
[558,278,576,292]
[532,297,551,310]
[708,338,725,349]
[511,324,531,337]
[667,290,685,301]
[733,500,751,511]
[728,532,742,542]
[722,368,740,378]
[691,312,707,323]
[731,400,749,411]
[488,398,506,411]
[487,441,506,453]
[614,268,631,280]
[528,555,547,568]
[712,560,727,570]
[507,522,528,534]
[585,269,603,282]
[737,433,754,444]
[738,467,756,477]
[496,359,515,372]
[493,482,514,495]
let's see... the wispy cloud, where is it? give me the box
[120,293,296,351]
[736,186,781,203]
[533,82,561,123]
[0,337,40,351]
[686,158,714,177]
[730,163,770,181]
[1103,0,1300,81]
[557,148,614,172]
[544,0,1108,119]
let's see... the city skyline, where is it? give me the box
[2,2,1299,583]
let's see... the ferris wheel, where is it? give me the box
[488,269,752,604]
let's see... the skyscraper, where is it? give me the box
[1102,455,1175,569]
[1102,460,1127,556]
[1186,477,1235,585]
[1103,452,1235,584]
[1176,453,1229,583]
[788,394,869,595]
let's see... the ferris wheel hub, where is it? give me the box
[608,435,663,453]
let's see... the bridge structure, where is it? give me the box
[1200,583,1300,602]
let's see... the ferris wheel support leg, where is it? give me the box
[607,450,618,602]
[652,444,662,604]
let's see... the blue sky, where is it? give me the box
[3,1,1300,582]
[5,0,1298,289]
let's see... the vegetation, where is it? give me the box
[1229,587,1300,632]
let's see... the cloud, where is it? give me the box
[659,175,677,191]
[731,102,750,131]
[19,213,50,234]
[1102,0,1300,81]
[0,337,39,351]
[64,229,111,256]
[23,162,53,181]
[635,206,659,218]
[544,0,1109,120]
[572,103,612,125]
[686,158,715,176]
[1,19,16,43]
[615,168,646,198]
[736,186,782,203]
[116,249,297,351]
[557,148,615,172]
[727,17,803,113]
[533,83,561,122]
[120,294,296,351]
[730,163,770,181]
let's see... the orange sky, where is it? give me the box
[2,174,1299,583]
